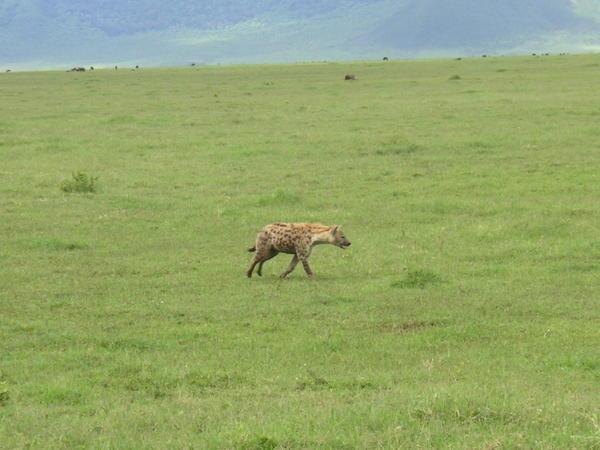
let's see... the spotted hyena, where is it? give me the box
[246,223,351,278]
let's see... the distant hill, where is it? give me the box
[1,0,599,69]
[362,0,594,51]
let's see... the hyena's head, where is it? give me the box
[330,225,351,249]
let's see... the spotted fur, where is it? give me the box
[246,223,351,278]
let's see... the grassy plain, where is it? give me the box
[1,55,599,449]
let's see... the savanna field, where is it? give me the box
[1,55,599,449]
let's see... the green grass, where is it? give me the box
[1,55,599,449]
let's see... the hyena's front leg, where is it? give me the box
[300,257,314,278]
[279,255,299,279]
[296,248,314,278]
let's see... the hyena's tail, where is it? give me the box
[248,246,256,252]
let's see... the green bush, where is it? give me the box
[0,381,9,405]
[60,171,98,193]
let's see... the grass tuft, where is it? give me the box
[392,270,443,289]
[29,238,87,251]
[413,397,518,425]
[60,171,98,193]
[0,382,9,405]
[240,436,278,450]
[375,137,421,156]
[39,386,83,406]
[185,371,244,390]
[296,369,329,390]
[257,189,301,206]
[378,320,442,334]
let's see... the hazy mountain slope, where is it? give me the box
[1,0,369,36]
[364,0,594,51]
[35,0,367,35]
[0,0,599,69]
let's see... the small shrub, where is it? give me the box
[375,143,420,156]
[240,436,278,450]
[40,386,82,406]
[392,270,443,289]
[257,189,301,206]
[29,238,87,251]
[0,382,9,405]
[185,371,239,389]
[379,320,442,334]
[60,171,98,193]
[375,137,421,156]
[337,379,376,390]
[296,369,329,391]
[449,74,461,81]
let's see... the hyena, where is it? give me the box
[246,223,351,278]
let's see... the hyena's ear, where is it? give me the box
[330,225,339,235]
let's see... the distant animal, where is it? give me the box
[69,67,86,72]
[247,223,351,279]
[383,56,389,61]
[344,74,356,80]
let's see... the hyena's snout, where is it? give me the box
[341,239,351,248]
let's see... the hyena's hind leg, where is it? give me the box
[246,253,261,278]
[247,231,271,278]
[257,248,278,277]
